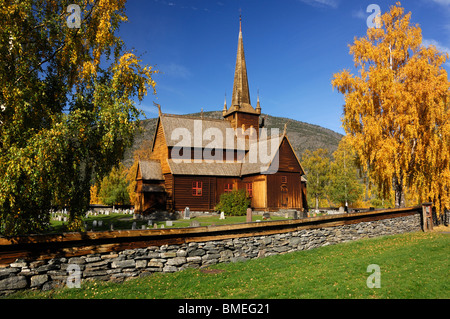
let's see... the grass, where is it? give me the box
[8,229,449,299]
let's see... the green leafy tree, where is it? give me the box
[328,138,364,207]
[0,0,157,235]
[215,189,251,216]
[301,149,330,211]
[99,164,130,206]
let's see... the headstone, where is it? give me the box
[110,223,114,231]
[339,206,345,214]
[141,225,146,229]
[132,222,136,230]
[190,220,200,227]
[160,224,165,228]
[98,220,103,227]
[154,223,158,229]
[184,207,190,219]
[148,220,153,226]
[166,220,173,227]
[219,211,225,220]
[92,220,97,228]
[246,208,252,223]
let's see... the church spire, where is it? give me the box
[222,93,227,116]
[231,15,251,108]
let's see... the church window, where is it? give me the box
[224,183,233,193]
[192,181,203,196]
[246,182,253,198]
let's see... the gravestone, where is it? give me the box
[98,220,103,227]
[166,221,173,227]
[141,225,146,229]
[184,207,190,219]
[190,220,200,227]
[92,220,97,228]
[338,206,345,214]
[219,211,225,220]
[132,222,136,230]
[148,220,153,226]
[246,208,252,223]
[110,223,114,231]
[154,223,158,229]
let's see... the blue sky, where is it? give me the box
[118,0,450,134]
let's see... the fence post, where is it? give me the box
[421,202,433,232]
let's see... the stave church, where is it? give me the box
[134,18,307,213]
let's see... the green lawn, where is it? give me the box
[10,230,449,299]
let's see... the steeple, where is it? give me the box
[228,15,255,113]
[223,15,260,138]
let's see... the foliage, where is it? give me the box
[301,149,330,210]
[99,164,130,206]
[327,137,364,207]
[332,2,450,212]
[214,189,251,216]
[0,0,157,235]
[89,184,101,205]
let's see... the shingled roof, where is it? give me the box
[137,160,163,180]
[159,114,248,150]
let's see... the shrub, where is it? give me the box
[215,189,251,216]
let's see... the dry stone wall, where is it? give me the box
[0,214,421,295]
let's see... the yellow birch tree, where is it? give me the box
[332,2,449,214]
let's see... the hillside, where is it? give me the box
[122,111,343,167]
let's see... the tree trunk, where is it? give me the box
[393,175,405,208]
[315,196,319,211]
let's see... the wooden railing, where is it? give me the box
[0,206,422,265]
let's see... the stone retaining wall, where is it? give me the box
[0,214,421,295]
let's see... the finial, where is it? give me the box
[256,89,261,114]
[283,119,291,135]
[239,8,242,32]
[154,102,162,116]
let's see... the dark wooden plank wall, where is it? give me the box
[173,175,217,211]
[150,122,170,174]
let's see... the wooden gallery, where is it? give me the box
[134,20,308,214]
